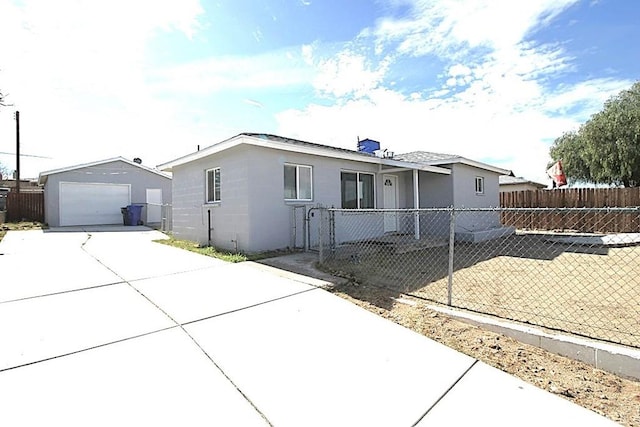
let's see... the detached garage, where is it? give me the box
[38,157,171,227]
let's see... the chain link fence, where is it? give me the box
[315,207,640,348]
[160,204,172,232]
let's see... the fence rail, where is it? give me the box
[315,207,640,348]
[501,188,640,233]
[500,187,640,208]
[6,192,44,222]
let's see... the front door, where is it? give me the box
[383,175,398,233]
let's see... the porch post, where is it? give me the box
[413,169,420,240]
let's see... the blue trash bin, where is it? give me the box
[127,204,143,226]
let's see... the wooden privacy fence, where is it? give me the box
[500,188,640,233]
[6,192,45,222]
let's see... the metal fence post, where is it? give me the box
[318,208,324,263]
[330,209,336,253]
[447,207,456,306]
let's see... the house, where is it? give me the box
[0,178,43,192]
[159,133,513,253]
[499,175,547,192]
[38,157,171,227]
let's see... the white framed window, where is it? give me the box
[475,176,485,195]
[206,167,221,203]
[341,171,375,209]
[284,164,313,201]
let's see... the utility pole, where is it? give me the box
[15,110,20,193]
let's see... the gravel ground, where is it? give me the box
[323,234,640,347]
[330,281,640,427]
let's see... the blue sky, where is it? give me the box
[0,0,638,183]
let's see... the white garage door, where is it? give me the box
[59,182,131,226]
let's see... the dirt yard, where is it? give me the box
[330,281,640,426]
[323,233,640,347]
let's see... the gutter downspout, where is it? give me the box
[207,209,212,246]
[413,169,420,240]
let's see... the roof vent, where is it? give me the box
[357,138,380,154]
[133,158,142,164]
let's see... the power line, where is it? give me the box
[0,151,52,159]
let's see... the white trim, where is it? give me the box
[39,157,171,185]
[416,156,510,175]
[205,167,221,203]
[284,163,313,202]
[158,134,451,175]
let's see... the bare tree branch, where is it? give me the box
[0,89,11,107]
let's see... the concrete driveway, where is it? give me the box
[0,227,617,426]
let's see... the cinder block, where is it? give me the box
[540,336,596,365]
[595,349,640,381]
[489,326,542,348]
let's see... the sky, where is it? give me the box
[0,0,638,184]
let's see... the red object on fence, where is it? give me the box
[547,160,567,187]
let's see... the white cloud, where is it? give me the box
[0,0,631,189]
[0,0,205,176]
[543,78,633,120]
[448,64,472,77]
[244,99,264,108]
[275,0,632,185]
[312,51,390,98]
[151,48,316,95]
[374,0,579,57]
[301,44,314,65]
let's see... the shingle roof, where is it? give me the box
[499,175,546,187]
[393,150,511,175]
[393,151,461,163]
[240,133,374,158]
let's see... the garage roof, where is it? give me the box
[38,157,171,186]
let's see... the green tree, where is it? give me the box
[550,81,640,187]
[549,131,589,185]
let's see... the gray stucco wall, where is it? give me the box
[171,145,251,251]
[451,163,499,208]
[451,163,502,231]
[170,145,506,252]
[43,160,172,227]
[248,146,390,252]
[173,145,412,253]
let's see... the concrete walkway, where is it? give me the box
[0,227,618,426]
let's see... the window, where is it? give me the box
[475,176,484,195]
[206,168,221,203]
[284,164,312,201]
[341,172,374,209]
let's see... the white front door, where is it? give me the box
[383,175,398,233]
[146,189,162,223]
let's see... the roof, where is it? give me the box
[158,133,452,175]
[499,175,547,188]
[38,157,171,185]
[395,151,511,175]
[243,133,369,157]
